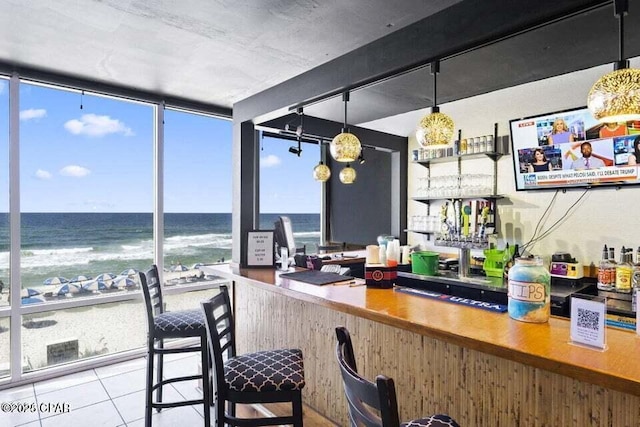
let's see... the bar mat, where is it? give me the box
[395,287,507,313]
[280,270,353,286]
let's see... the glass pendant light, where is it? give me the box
[416,60,454,149]
[330,91,362,162]
[339,164,356,184]
[313,159,331,182]
[588,0,640,123]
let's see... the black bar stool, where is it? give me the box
[201,285,305,426]
[335,326,460,427]
[139,265,210,427]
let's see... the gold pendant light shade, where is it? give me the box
[587,68,640,123]
[416,60,454,149]
[330,132,361,163]
[313,162,331,182]
[331,91,362,163]
[339,164,356,184]
[416,110,455,149]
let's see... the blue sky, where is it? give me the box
[0,78,320,214]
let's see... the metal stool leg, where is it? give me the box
[145,336,155,427]
[201,336,211,426]
[155,338,164,410]
[292,391,303,427]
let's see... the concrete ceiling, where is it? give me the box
[2,0,639,138]
[0,0,460,110]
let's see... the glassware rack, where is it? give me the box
[407,127,509,278]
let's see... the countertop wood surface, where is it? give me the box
[202,263,640,396]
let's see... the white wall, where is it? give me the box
[364,59,640,267]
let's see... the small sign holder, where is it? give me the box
[569,293,607,351]
[243,230,275,268]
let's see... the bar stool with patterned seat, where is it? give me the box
[201,284,305,427]
[139,265,210,427]
[335,326,460,427]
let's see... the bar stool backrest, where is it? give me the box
[140,265,164,328]
[335,326,401,427]
[201,285,237,392]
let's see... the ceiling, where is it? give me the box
[0,0,459,111]
[1,0,639,137]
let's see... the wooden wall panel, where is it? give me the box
[233,284,640,426]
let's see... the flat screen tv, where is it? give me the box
[509,106,640,191]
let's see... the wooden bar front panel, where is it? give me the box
[233,283,640,426]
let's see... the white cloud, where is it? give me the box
[60,165,91,177]
[35,169,52,180]
[64,114,134,137]
[261,154,281,168]
[20,108,47,121]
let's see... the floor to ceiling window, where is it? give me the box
[18,82,154,372]
[259,135,321,253]
[162,108,232,285]
[0,75,232,384]
[0,77,9,378]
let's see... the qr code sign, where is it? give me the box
[577,307,600,331]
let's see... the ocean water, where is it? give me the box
[0,213,320,290]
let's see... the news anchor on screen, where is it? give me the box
[570,142,605,170]
[527,148,552,172]
[547,118,575,144]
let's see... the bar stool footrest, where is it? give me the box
[151,374,202,392]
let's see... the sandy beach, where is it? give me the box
[0,276,227,375]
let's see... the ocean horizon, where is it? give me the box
[0,212,320,290]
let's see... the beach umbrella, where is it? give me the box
[95,273,117,284]
[120,268,139,277]
[21,288,41,298]
[171,264,189,272]
[112,277,138,289]
[21,295,45,305]
[81,280,109,292]
[69,275,92,283]
[43,277,69,286]
[53,283,81,296]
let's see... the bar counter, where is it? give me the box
[203,264,640,426]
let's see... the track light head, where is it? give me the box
[289,146,302,156]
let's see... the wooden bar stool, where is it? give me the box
[139,265,210,427]
[201,284,305,426]
[335,326,459,427]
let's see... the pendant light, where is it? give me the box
[330,91,362,162]
[313,161,331,182]
[416,60,454,149]
[313,142,331,182]
[588,0,640,123]
[339,164,356,184]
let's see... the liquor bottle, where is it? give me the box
[632,247,640,312]
[615,246,632,293]
[502,243,511,279]
[609,247,617,287]
[597,244,614,291]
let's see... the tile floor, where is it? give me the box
[0,352,207,427]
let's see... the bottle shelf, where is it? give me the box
[405,229,437,234]
[433,239,495,250]
[413,151,504,167]
[411,195,504,204]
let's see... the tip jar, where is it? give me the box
[507,256,551,323]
